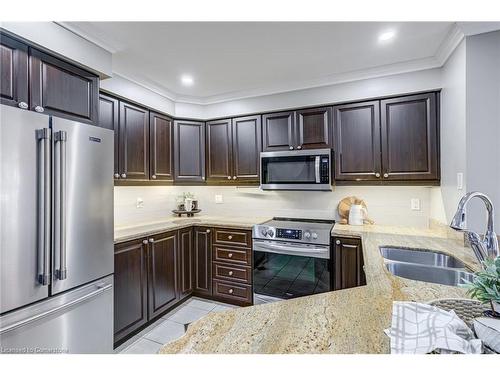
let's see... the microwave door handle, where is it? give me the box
[315,156,320,183]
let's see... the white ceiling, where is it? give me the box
[64,22,459,104]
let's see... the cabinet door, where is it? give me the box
[380,93,439,181]
[147,231,178,319]
[333,237,365,290]
[193,227,212,297]
[0,33,29,108]
[232,115,261,182]
[178,227,194,299]
[174,120,206,182]
[29,48,99,124]
[206,119,232,181]
[262,111,295,151]
[99,93,119,179]
[119,101,149,180]
[149,111,173,181]
[334,101,382,181]
[296,107,332,149]
[114,239,148,342]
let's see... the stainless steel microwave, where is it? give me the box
[260,148,332,191]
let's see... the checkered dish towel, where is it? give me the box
[385,302,483,354]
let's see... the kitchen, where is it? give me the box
[1,3,500,370]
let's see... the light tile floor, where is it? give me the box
[116,297,237,354]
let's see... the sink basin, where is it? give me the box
[385,262,475,286]
[172,219,202,224]
[380,246,466,269]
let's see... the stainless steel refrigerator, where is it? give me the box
[0,105,114,354]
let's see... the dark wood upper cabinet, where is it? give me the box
[114,239,148,342]
[232,115,261,182]
[381,92,439,181]
[98,93,119,178]
[193,227,212,297]
[29,48,99,125]
[149,111,173,181]
[262,111,295,151]
[334,101,382,181]
[206,119,232,181]
[296,107,332,149]
[174,120,206,182]
[119,101,149,180]
[333,237,366,290]
[147,231,178,319]
[178,227,194,300]
[0,34,29,108]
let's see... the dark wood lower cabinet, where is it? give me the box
[333,236,366,290]
[114,239,148,343]
[193,227,212,297]
[178,227,194,299]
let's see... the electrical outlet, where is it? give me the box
[410,198,420,211]
[457,172,464,190]
[215,194,223,204]
[136,197,144,208]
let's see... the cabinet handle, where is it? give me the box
[227,176,231,180]
[18,101,28,109]
[206,229,211,233]
[228,271,234,276]
[151,175,157,179]
[228,289,234,294]
[383,173,389,178]
[336,240,341,245]
[233,176,237,180]
[142,240,148,245]
[289,146,294,150]
[148,238,154,243]
[375,173,381,178]
[297,145,302,150]
[121,173,126,178]
[228,253,233,258]
[202,176,205,180]
[34,106,45,113]
[114,173,120,178]
[228,235,233,240]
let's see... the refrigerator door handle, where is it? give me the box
[0,282,112,335]
[36,128,51,286]
[54,131,68,280]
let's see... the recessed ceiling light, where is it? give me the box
[378,30,396,43]
[181,75,194,86]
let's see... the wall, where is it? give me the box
[0,22,112,78]
[432,40,467,224]
[465,30,500,233]
[115,185,432,228]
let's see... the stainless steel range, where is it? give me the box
[252,217,335,303]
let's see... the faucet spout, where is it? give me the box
[450,192,499,263]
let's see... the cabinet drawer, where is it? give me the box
[213,245,251,266]
[212,280,252,304]
[213,228,251,247]
[213,262,252,284]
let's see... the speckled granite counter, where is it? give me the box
[114,215,271,243]
[158,223,479,354]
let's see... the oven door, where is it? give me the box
[253,240,332,300]
[260,149,331,191]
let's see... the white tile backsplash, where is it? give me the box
[115,185,434,228]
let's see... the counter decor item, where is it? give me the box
[461,256,500,318]
[173,192,201,217]
[337,196,374,225]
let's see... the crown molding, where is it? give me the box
[56,22,119,54]
[435,23,465,66]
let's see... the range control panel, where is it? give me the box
[276,228,302,240]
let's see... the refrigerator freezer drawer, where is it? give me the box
[0,276,113,354]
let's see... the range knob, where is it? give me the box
[260,227,269,236]
[303,231,311,239]
[267,229,275,238]
[311,232,318,240]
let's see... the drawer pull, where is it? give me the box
[206,229,211,233]
[228,253,233,258]
[228,271,233,276]
[228,288,234,294]
[228,235,233,240]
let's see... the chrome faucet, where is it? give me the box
[450,192,499,265]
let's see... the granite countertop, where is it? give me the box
[158,223,479,354]
[114,215,272,243]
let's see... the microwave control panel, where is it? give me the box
[276,228,302,240]
[320,157,330,183]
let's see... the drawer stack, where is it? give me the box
[211,228,253,306]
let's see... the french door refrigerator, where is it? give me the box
[0,105,114,354]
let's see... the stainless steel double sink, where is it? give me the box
[380,246,475,286]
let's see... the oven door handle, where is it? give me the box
[253,240,330,259]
